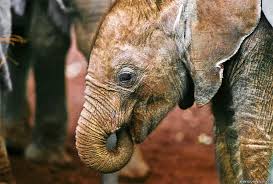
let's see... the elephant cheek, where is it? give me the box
[130,113,149,143]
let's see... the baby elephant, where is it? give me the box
[75,0,273,183]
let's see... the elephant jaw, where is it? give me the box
[128,116,152,144]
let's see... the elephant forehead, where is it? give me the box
[88,60,115,80]
[94,0,168,48]
[98,9,144,40]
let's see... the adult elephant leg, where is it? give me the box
[213,15,273,183]
[2,13,32,151]
[25,1,71,164]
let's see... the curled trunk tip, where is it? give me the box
[75,116,134,173]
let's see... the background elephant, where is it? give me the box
[0,0,12,91]
[0,0,149,183]
[75,0,273,183]
[3,0,72,164]
[0,0,14,183]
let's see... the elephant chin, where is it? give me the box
[75,111,134,173]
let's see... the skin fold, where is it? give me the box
[75,0,273,183]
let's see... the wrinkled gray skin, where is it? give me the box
[0,0,119,183]
[212,16,273,183]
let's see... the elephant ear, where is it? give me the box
[189,0,261,105]
[263,0,273,27]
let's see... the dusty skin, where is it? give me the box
[9,44,218,184]
[74,0,272,183]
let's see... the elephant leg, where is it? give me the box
[25,41,70,164]
[215,135,237,184]
[213,16,273,183]
[214,119,272,184]
[239,123,272,181]
[213,85,240,184]
[0,136,15,184]
[2,27,32,151]
[213,87,273,184]
[101,173,118,184]
[25,36,70,164]
[24,1,71,164]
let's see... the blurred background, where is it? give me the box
[8,31,219,184]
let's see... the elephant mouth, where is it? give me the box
[106,127,128,151]
[128,119,151,144]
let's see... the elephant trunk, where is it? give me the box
[75,87,133,173]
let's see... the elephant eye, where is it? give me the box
[117,67,136,87]
[119,72,132,82]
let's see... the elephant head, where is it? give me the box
[76,0,261,173]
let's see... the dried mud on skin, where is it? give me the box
[9,40,219,184]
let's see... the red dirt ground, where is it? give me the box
[9,34,220,184]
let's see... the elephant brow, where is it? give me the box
[85,75,135,93]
